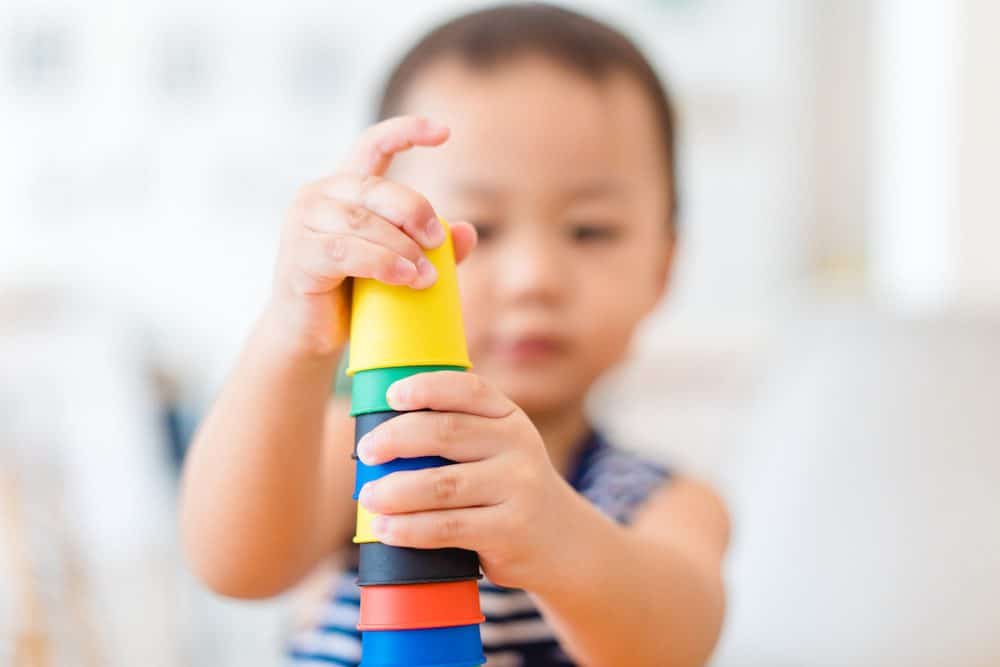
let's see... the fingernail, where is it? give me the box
[392,256,417,282]
[420,116,448,134]
[425,216,445,247]
[387,382,408,406]
[359,483,375,508]
[357,434,376,464]
[423,118,447,134]
[414,255,438,287]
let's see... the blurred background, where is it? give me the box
[1,0,997,665]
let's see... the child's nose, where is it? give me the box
[494,230,568,305]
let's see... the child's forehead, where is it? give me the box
[400,55,661,145]
[389,56,670,211]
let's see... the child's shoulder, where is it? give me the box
[569,428,673,525]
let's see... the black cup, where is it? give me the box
[353,411,404,459]
[358,542,481,586]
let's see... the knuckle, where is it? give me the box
[344,204,369,231]
[324,235,347,261]
[436,411,460,445]
[358,173,382,197]
[431,468,459,503]
[438,515,464,542]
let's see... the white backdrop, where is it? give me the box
[2,1,998,665]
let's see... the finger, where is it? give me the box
[357,410,506,465]
[450,220,478,264]
[301,196,438,289]
[359,459,505,514]
[344,115,449,178]
[387,371,517,418]
[318,175,446,250]
[293,231,419,294]
[372,505,499,551]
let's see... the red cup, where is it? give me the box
[358,580,484,631]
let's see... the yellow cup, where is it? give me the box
[353,502,379,544]
[346,217,472,375]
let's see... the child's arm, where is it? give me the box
[179,320,352,598]
[178,116,475,599]
[356,370,729,666]
[531,479,728,667]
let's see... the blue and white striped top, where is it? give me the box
[287,428,671,666]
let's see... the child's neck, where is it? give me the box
[528,402,591,480]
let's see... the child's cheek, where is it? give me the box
[457,267,492,363]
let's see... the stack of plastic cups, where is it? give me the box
[347,218,486,667]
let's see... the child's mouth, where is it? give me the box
[491,335,566,364]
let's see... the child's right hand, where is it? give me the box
[265,116,477,359]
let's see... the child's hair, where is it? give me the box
[374,2,679,227]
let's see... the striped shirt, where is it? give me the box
[287,428,671,666]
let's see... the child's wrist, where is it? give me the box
[257,292,348,364]
[524,486,622,600]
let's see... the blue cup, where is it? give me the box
[360,623,484,667]
[353,456,453,500]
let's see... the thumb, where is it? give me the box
[450,221,478,264]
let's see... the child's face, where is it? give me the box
[388,55,674,418]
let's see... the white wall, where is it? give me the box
[0,0,819,400]
[871,0,1000,312]
[957,0,1000,307]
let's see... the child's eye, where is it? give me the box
[470,221,499,243]
[568,223,621,243]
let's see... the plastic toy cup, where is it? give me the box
[359,623,485,667]
[358,542,480,586]
[354,411,404,453]
[354,503,379,544]
[347,218,472,376]
[357,580,484,631]
[353,455,453,500]
[353,411,405,456]
[352,369,465,417]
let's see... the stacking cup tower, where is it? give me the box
[347,218,485,667]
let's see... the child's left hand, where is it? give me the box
[356,370,580,591]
